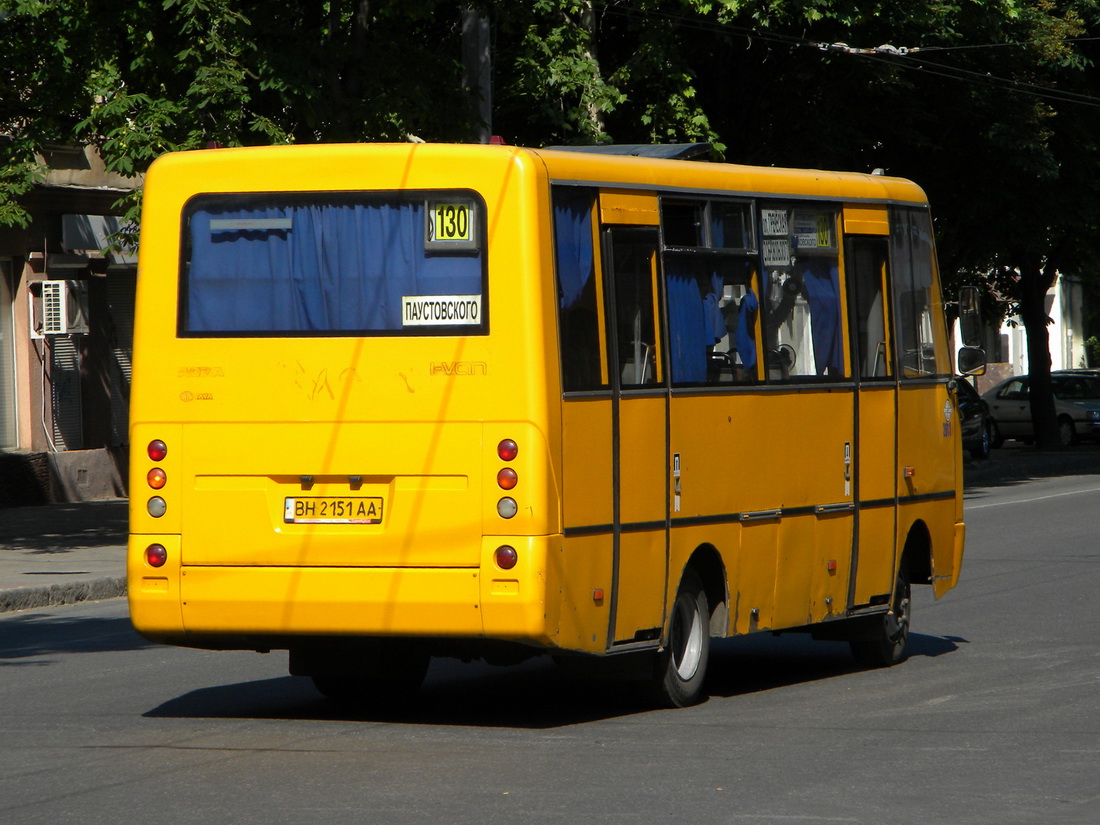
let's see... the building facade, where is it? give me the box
[968,273,1089,394]
[0,146,138,506]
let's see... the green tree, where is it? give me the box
[551,0,1100,447]
[1,0,727,227]
[5,1,1100,449]
[1,0,487,226]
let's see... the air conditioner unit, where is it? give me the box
[29,280,90,338]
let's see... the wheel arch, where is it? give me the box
[681,543,728,637]
[901,519,932,586]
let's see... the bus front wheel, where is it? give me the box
[850,560,911,668]
[650,568,710,708]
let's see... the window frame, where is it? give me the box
[177,189,489,339]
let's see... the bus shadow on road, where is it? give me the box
[704,631,963,698]
[144,656,659,728]
[144,632,964,727]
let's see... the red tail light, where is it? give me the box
[497,439,518,461]
[144,544,168,568]
[147,440,168,461]
[494,545,518,570]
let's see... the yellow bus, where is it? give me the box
[128,142,982,707]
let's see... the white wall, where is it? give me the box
[1001,274,1086,372]
[955,273,1087,387]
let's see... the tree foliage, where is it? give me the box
[4,1,1100,444]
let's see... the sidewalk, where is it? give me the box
[0,499,127,613]
[0,443,1097,614]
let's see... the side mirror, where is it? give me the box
[957,346,986,376]
[958,285,982,348]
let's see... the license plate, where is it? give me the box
[283,497,384,524]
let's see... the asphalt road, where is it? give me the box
[2,473,1099,825]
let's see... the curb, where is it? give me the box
[0,576,127,614]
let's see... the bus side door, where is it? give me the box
[601,219,670,647]
[844,224,899,607]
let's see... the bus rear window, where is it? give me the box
[180,193,486,336]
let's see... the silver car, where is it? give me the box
[982,371,1100,447]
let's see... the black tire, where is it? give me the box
[1057,417,1076,448]
[990,420,1004,450]
[850,559,911,668]
[969,421,992,460]
[311,641,430,706]
[650,568,710,708]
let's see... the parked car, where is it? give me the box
[956,377,995,460]
[981,371,1100,447]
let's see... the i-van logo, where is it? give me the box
[430,361,487,376]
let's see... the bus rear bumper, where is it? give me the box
[128,536,560,647]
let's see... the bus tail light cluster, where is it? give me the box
[144,439,169,565]
[494,438,519,569]
[495,438,518,519]
[145,439,169,519]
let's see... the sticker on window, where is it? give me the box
[402,295,483,326]
[762,239,791,267]
[425,200,479,251]
[791,211,835,250]
[209,218,293,232]
[761,209,789,237]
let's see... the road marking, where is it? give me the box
[967,485,1100,510]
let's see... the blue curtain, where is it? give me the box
[665,260,725,384]
[553,190,594,310]
[186,200,481,334]
[735,290,758,370]
[799,259,843,375]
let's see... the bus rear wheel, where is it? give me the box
[650,568,710,708]
[850,559,911,668]
[309,641,430,706]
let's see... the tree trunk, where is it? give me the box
[1017,257,1061,449]
[578,1,606,136]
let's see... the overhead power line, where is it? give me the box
[592,2,1100,110]
[815,41,1100,109]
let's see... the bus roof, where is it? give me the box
[145,142,929,207]
[529,145,929,206]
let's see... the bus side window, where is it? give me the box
[607,231,660,387]
[847,237,892,379]
[553,187,606,392]
[760,207,845,380]
[664,254,759,386]
[891,207,949,378]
